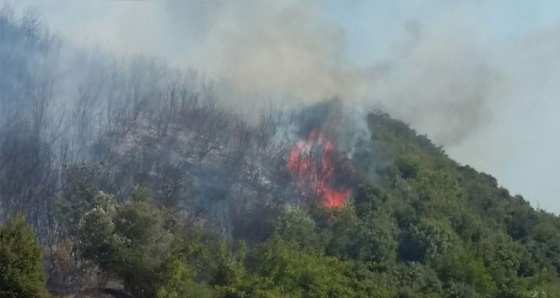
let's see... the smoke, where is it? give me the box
[7,0,560,214]
[136,1,506,147]
[368,20,505,145]
[22,0,367,103]
[20,0,512,147]
[165,0,368,102]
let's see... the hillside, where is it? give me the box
[1,8,560,298]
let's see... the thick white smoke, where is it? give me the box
[20,0,509,146]
[9,0,560,212]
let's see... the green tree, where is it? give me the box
[156,253,213,298]
[77,191,121,271]
[246,237,354,297]
[399,218,458,265]
[0,214,48,298]
[78,188,178,297]
[56,162,101,238]
[328,209,398,265]
[210,241,247,296]
[275,206,321,250]
[478,233,526,291]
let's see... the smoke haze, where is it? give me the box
[20,0,508,145]
[6,0,560,213]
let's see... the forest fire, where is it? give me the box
[287,129,351,208]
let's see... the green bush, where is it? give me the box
[0,214,48,298]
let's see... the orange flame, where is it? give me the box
[287,129,351,208]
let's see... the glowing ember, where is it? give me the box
[287,129,351,208]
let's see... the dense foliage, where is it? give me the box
[1,8,560,298]
[41,111,560,297]
[0,214,48,298]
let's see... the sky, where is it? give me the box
[323,1,560,213]
[10,0,560,213]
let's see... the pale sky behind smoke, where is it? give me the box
[11,0,560,213]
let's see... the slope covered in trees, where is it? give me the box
[1,8,560,298]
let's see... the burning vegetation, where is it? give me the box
[1,7,560,298]
[287,129,351,208]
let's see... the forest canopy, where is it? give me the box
[1,7,560,298]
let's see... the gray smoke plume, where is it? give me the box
[368,20,505,145]
[6,1,560,215]
[19,0,510,147]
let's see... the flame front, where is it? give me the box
[287,129,351,208]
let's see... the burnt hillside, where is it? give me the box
[1,9,560,298]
